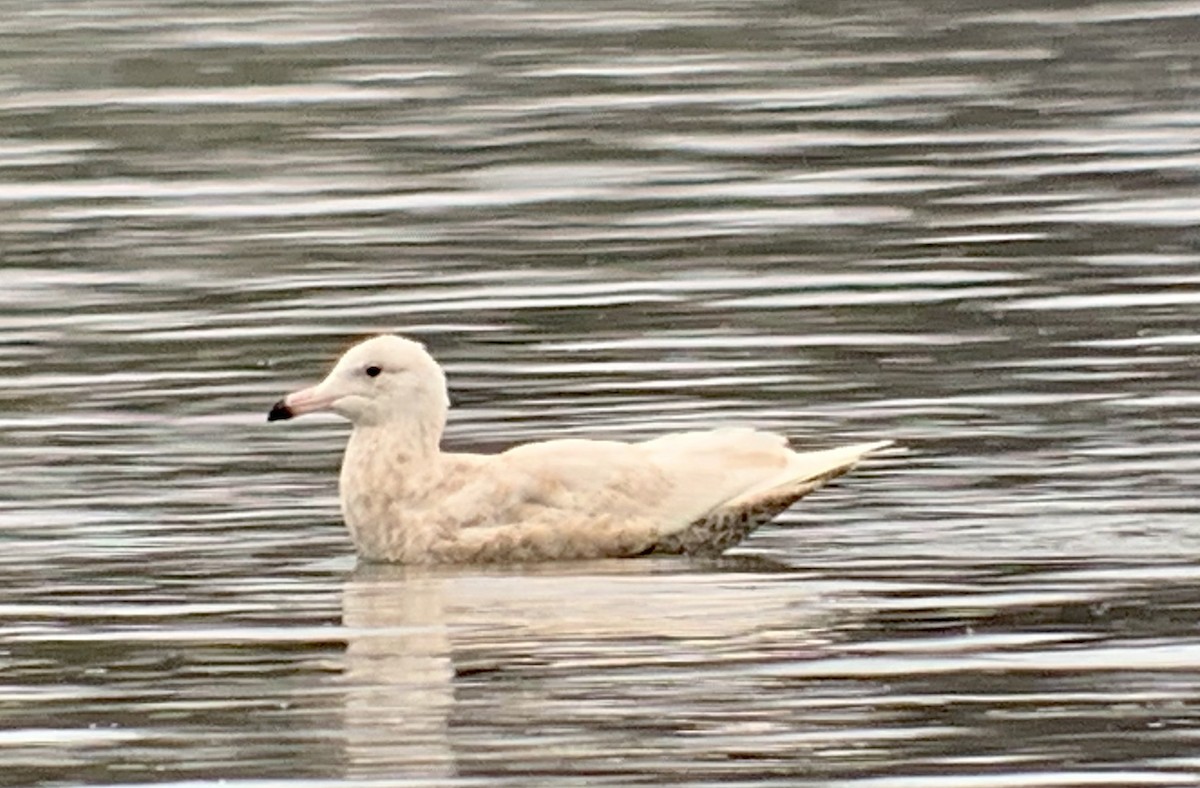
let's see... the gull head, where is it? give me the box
[268,334,450,429]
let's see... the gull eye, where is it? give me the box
[365,365,382,378]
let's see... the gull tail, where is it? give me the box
[654,439,894,556]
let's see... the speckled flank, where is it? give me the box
[430,516,661,564]
[346,461,860,565]
[652,467,849,557]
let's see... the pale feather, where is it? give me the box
[270,334,894,564]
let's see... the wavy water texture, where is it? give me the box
[2,0,1200,785]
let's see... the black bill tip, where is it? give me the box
[267,399,294,422]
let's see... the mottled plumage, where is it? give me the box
[269,334,890,564]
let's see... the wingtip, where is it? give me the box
[838,439,897,458]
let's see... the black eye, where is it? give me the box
[365,365,382,378]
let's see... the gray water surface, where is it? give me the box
[3,1,1200,785]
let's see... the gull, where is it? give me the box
[269,335,891,563]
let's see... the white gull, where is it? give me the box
[269,334,891,564]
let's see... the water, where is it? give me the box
[3,0,1200,785]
